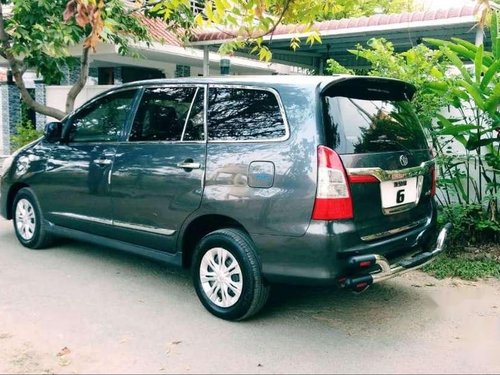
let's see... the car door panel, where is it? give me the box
[40,89,139,236]
[109,85,206,253]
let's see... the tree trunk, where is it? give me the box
[65,47,90,114]
[0,3,67,121]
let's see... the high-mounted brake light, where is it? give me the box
[312,146,354,220]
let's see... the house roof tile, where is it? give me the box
[190,5,476,43]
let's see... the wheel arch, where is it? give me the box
[180,214,249,269]
[6,183,30,220]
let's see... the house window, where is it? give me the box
[190,0,204,15]
[175,65,191,78]
[98,68,114,85]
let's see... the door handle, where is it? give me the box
[176,162,201,170]
[93,159,112,166]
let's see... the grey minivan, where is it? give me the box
[0,75,451,320]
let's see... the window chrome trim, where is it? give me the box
[113,221,175,236]
[50,212,176,236]
[51,212,113,226]
[361,217,429,242]
[206,84,290,143]
[115,140,206,145]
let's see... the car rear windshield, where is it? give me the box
[323,96,429,154]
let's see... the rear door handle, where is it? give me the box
[176,162,201,170]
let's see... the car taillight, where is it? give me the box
[312,145,353,220]
[430,166,436,197]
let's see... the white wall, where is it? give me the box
[435,103,497,205]
[45,85,115,123]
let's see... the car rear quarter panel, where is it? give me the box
[199,84,321,237]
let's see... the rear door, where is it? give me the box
[322,78,434,241]
[110,85,206,252]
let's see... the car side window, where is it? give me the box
[182,88,205,142]
[129,86,201,142]
[207,88,287,141]
[68,90,137,143]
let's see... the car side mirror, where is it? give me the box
[44,122,63,143]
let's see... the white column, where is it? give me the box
[203,46,210,77]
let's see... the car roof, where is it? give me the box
[118,74,347,90]
[116,74,414,94]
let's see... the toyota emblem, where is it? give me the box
[400,154,409,167]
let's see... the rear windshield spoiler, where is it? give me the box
[320,77,416,101]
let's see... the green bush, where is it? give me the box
[11,119,42,151]
[439,205,500,250]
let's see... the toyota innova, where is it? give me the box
[0,75,451,320]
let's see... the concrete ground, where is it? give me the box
[0,217,499,374]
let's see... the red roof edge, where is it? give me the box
[191,5,476,43]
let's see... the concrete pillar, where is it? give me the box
[0,83,10,155]
[61,61,81,85]
[34,80,46,131]
[7,83,21,138]
[203,46,210,77]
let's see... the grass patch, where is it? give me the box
[423,254,500,280]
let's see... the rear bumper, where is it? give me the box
[340,223,452,291]
[257,202,438,285]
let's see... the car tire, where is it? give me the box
[192,228,270,321]
[12,187,53,249]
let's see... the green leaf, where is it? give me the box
[451,88,470,101]
[194,13,204,26]
[430,66,443,79]
[474,44,484,84]
[466,136,498,151]
[423,37,449,48]
[436,124,481,136]
[481,58,500,90]
[214,0,225,20]
[205,1,214,21]
[491,11,498,58]
[458,79,486,109]
[435,114,458,128]
[442,48,472,83]
[450,38,478,54]
[484,82,500,115]
[426,81,448,93]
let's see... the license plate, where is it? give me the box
[380,177,418,208]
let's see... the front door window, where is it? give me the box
[68,90,137,143]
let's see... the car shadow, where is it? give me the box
[48,237,438,335]
[257,280,439,337]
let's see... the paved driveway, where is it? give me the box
[0,217,499,374]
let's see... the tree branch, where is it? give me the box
[0,3,67,121]
[65,46,90,113]
[205,0,293,42]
